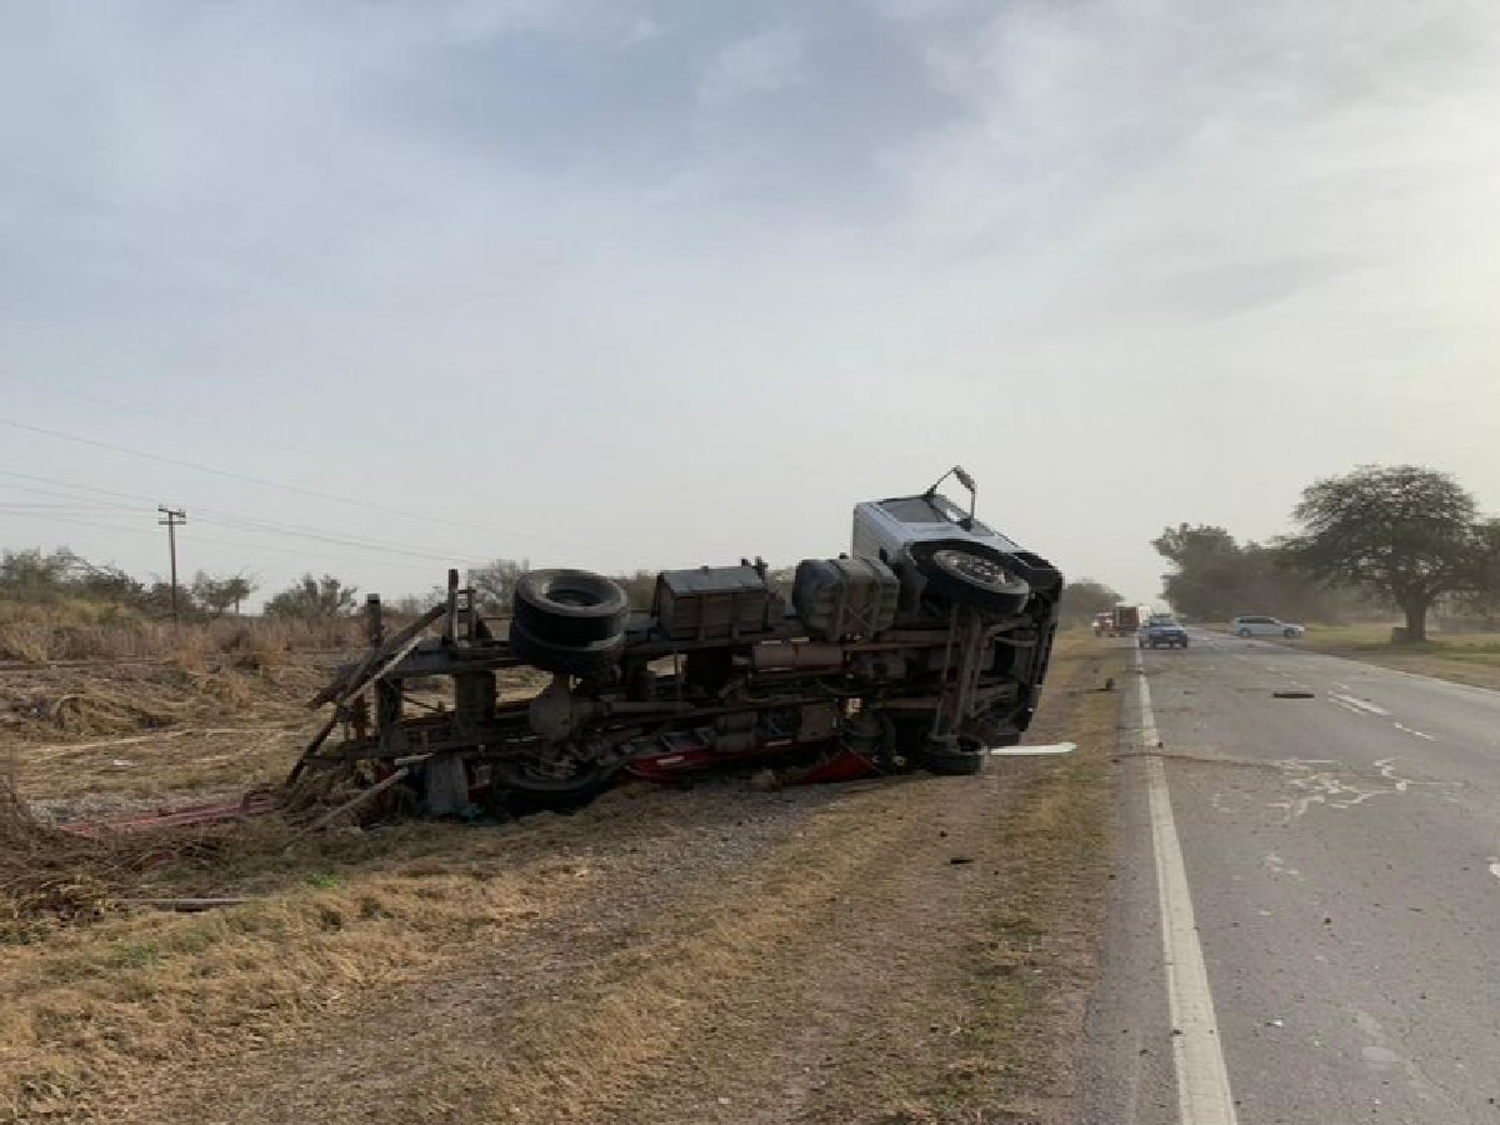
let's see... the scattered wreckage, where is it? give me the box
[290,469,1064,815]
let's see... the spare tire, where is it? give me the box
[508,619,624,677]
[919,545,1030,616]
[514,569,629,646]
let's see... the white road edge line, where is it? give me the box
[1393,722,1438,742]
[1135,648,1239,1125]
[1330,693,1390,716]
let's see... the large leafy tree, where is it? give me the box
[1448,518,1500,626]
[1284,465,1481,642]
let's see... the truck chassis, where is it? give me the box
[292,474,1063,816]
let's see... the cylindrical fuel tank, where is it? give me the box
[792,557,900,641]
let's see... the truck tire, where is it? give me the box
[916,739,986,776]
[508,619,624,677]
[1237,628,1252,638]
[513,570,629,646]
[492,755,618,807]
[995,550,1064,597]
[919,545,1031,615]
[888,716,986,776]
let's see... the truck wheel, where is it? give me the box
[508,619,624,677]
[994,550,1064,597]
[492,754,617,803]
[514,570,629,646]
[916,738,986,776]
[920,545,1030,615]
[1237,628,1252,638]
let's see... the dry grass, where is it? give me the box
[0,789,631,1121]
[1,661,326,808]
[0,614,363,665]
[935,639,1119,1113]
[0,634,1124,1124]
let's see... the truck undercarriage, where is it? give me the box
[292,471,1064,816]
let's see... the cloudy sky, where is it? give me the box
[2,0,1499,605]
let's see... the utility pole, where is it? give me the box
[158,506,187,623]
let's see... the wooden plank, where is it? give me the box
[306,604,445,708]
[281,765,413,851]
[286,631,431,784]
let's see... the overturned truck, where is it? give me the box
[295,469,1063,814]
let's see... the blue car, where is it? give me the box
[1140,620,1190,649]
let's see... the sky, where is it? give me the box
[2,0,1499,607]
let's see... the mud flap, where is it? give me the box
[788,745,882,785]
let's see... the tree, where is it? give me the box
[72,560,146,606]
[1151,525,1245,620]
[1059,578,1121,626]
[191,571,259,617]
[1447,518,1500,626]
[1151,523,1366,624]
[0,548,81,603]
[265,573,359,620]
[138,580,204,621]
[1283,465,1482,643]
[466,558,528,613]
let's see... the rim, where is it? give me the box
[932,549,1016,592]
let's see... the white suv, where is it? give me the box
[1229,615,1305,639]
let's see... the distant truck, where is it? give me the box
[1108,603,1146,637]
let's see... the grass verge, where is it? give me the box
[1221,623,1500,692]
[930,637,1122,1120]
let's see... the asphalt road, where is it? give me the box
[1079,629,1500,1125]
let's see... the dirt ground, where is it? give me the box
[1,635,1123,1124]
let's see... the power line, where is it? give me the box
[193,513,491,566]
[0,413,611,553]
[0,508,463,578]
[0,468,160,508]
[0,502,132,511]
[0,470,491,565]
[0,509,159,540]
[0,371,321,460]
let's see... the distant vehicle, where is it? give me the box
[1140,619,1189,649]
[1092,611,1113,636]
[1230,615,1305,638]
[1109,603,1144,636]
